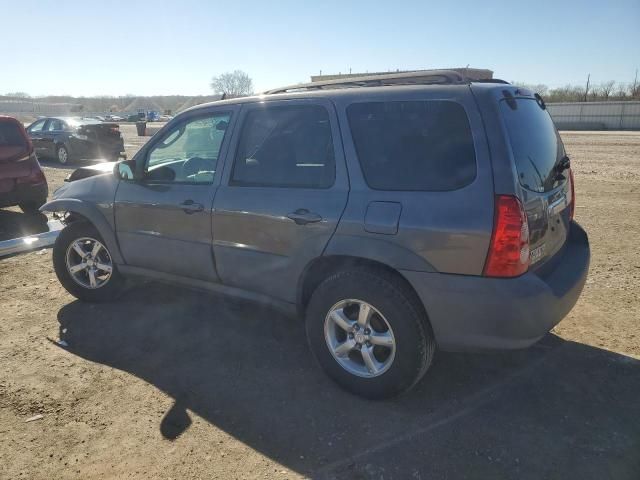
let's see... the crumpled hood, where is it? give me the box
[65,162,116,182]
[50,170,119,204]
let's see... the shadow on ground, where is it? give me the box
[57,283,640,479]
[0,209,49,241]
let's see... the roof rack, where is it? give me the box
[264,69,470,94]
[472,78,510,84]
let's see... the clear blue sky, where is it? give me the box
[2,0,638,96]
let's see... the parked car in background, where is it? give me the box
[146,111,160,122]
[125,113,145,122]
[0,116,48,213]
[42,71,590,399]
[25,117,126,164]
[105,114,124,122]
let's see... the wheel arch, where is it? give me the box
[297,254,432,334]
[41,199,123,264]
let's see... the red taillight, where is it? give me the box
[483,195,530,278]
[569,168,575,221]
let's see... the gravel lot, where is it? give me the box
[1,127,639,479]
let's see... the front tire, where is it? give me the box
[305,268,436,399]
[53,222,123,302]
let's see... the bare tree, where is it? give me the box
[548,85,584,102]
[4,91,30,98]
[511,82,549,95]
[210,70,254,97]
[598,81,616,100]
[614,85,628,99]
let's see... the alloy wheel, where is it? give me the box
[58,147,68,164]
[65,237,113,289]
[324,299,396,378]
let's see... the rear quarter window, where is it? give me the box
[347,100,476,191]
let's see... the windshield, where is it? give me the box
[500,98,565,193]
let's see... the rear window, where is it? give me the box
[347,101,476,191]
[0,121,28,147]
[500,98,565,193]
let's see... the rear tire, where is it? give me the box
[305,268,436,399]
[53,222,123,302]
[56,144,69,165]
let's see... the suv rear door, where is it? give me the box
[212,99,349,303]
[497,93,572,270]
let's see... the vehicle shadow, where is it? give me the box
[56,283,640,479]
[0,208,49,241]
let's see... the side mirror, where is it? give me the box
[114,160,136,181]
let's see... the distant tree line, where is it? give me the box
[0,93,221,114]
[6,71,640,105]
[511,80,640,102]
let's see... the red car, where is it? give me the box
[0,116,48,213]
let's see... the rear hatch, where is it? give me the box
[0,119,32,192]
[499,94,573,272]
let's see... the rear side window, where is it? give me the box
[347,101,476,191]
[231,105,335,188]
[46,119,64,131]
[500,98,564,193]
[0,122,27,147]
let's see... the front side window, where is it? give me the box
[28,119,46,133]
[347,101,476,191]
[145,113,231,184]
[231,104,335,188]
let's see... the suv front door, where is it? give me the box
[212,99,349,303]
[114,108,236,281]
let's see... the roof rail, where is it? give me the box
[263,69,469,94]
[472,78,510,84]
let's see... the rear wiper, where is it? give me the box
[554,155,571,181]
[556,155,571,172]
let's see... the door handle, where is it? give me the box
[180,200,204,214]
[287,209,322,225]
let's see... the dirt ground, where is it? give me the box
[0,127,639,479]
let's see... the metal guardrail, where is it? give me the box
[0,220,64,258]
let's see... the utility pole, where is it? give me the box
[633,69,638,97]
[584,73,590,102]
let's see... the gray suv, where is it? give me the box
[42,71,590,399]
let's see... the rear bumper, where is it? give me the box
[402,221,590,351]
[0,182,48,208]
